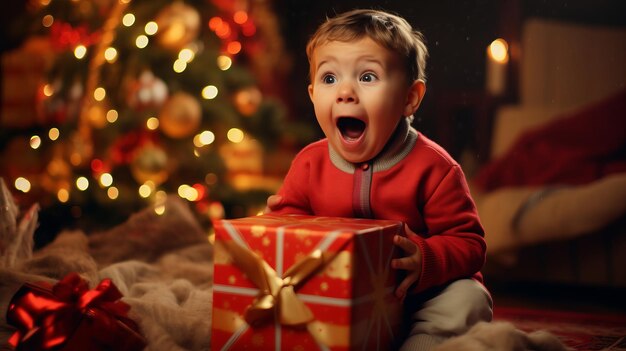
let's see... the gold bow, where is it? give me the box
[221,239,339,327]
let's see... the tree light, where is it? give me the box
[208,17,222,31]
[139,183,153,198]
[42,15,54,27]
[199,131,215,145]
[227,41,241,55]
[57,189,69,202]
[74,45,87,59]
[15,177,31,193]
[154,204,165,215]
[227,128,244,143]
[76,177,89,191]
[43,84,54,97]
[49,128,60,140]
[194,130,215,147]
[202,85,218,99]
[100,173,113,187]
[122,13,136,27]
[178,184,199,201]
[30,135,42,149]
[104,47,118,63]
[106,109,118,123]
[173,59,187,73]
[94,87,106,101]
[178,48,195,62]
[215,22,231,39]
[146,117,159,130]
[136,35,149,48]
[107,187,119,200]
[145,21,158,35]
[233,11,248,24]
[217,55,232,71]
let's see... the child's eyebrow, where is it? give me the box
[357,57,385,66]
[315,57,337,69]
[313,59,338,75]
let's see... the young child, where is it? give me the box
[267,9,492,350]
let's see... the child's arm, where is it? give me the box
[268,152,314,215]
[398,165,486,294]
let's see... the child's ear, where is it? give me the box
[404,80,426,117]
[308,84,314,102]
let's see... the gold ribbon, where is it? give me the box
[221,239,340,327]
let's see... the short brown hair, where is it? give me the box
[306,9,428,83]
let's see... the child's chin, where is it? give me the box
[335,142,371,163]
[338,150,370,164]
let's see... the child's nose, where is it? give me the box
[336,82,358,103]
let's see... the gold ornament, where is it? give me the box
[130,143,169,185]
[233,86,262,116]
[158,92,201,138]
[154,2,200,51]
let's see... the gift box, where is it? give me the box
[212,214,404,351]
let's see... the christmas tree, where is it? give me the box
[0,0,315,244]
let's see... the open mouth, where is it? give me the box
[337,117,366,141]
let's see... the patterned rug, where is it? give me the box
[494,307,626,350]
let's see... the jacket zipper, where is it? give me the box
[352,161,373,218]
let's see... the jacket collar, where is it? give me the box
[328,117,418,174]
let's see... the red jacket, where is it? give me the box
[274,119,486,293]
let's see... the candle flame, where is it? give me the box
[488,38,509,63]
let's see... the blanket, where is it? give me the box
[474,89,626,192]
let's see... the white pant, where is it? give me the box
[400,279,493,350]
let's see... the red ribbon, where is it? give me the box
[7,273,146,351]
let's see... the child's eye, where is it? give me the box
[360,72,378,82]
[322,74,336,84]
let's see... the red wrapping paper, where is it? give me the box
[212,214,404,350]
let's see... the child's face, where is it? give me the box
[308,37,423,163]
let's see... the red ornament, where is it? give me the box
[108,130,157,165]
[49,21,101,51]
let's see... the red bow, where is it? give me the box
[7,273,146,351]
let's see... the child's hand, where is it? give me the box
[392,224,422,300]
[263,195,283,214]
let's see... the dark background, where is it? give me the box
[272,0,626,161]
